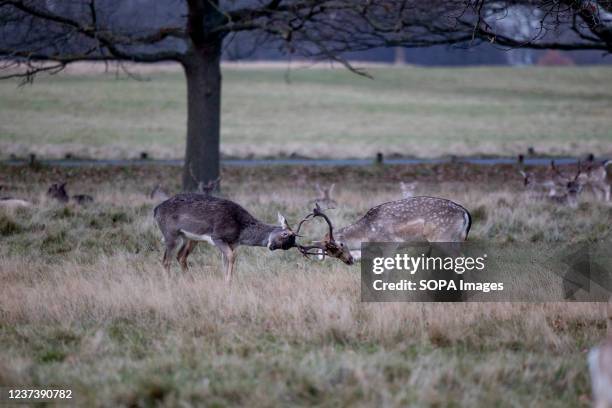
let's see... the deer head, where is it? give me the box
[566,162,584,196]
[197,177,221,196]
[295,204,354,265]
[47,182,69,203]
[267,213,298,250]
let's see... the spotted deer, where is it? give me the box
[298,197,472,262]
[153,193,299,282]
[589,336,612,408]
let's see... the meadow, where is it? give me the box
[1,65,612,160]
[1,163,611,407]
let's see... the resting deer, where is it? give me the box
[0,186,32,209]
[47,182,93,205]
[298,197,471,262]
[589,336,612,408]
[154,193,299,282]
[308,183,337,209]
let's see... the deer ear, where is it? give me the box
[277,212,290,230]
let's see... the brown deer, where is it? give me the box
[47,182,93,205]
[308,183,338,209]
[589,336,612,408]
[298,197,471,262]
[153,193,299,282]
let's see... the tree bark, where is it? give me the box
[181,41,222,191]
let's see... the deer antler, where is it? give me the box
[295,203,337,258]
[294,212,314,237]
[312,203,335,242]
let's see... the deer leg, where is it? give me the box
[162,235,179,272]
[600,183,611,201]
[214,240,236,284]
[177,240,198,271]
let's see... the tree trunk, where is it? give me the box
[181,42,222,191]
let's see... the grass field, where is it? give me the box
[1,65,612,160]
[1,163,611,406]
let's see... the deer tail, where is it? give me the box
[463,210,472,241]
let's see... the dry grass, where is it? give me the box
[0,164,610,407]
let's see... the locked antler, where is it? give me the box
[295,203,336,258]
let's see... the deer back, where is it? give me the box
[339,197,471,246]
[154,194,260,244]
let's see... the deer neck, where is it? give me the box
[239,222,280,247]
[334,223,366,250]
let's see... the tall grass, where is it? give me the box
[0,164,610,406]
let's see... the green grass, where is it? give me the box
[0,164,610,406]
[1,65,611,160]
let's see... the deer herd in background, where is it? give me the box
[520,158,611,208]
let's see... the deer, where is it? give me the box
[589,336,612,408]
[519,161,568,197]
[308,183,337,209]
[547,164,584,208]
[154,193,302,282]
[550,160,611,201]
[399,181,418,198]
[297,197,471,262]
[0,186,32,209]
[47,182,93,205]
[577,160,610,201]
[197,177,221,196]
